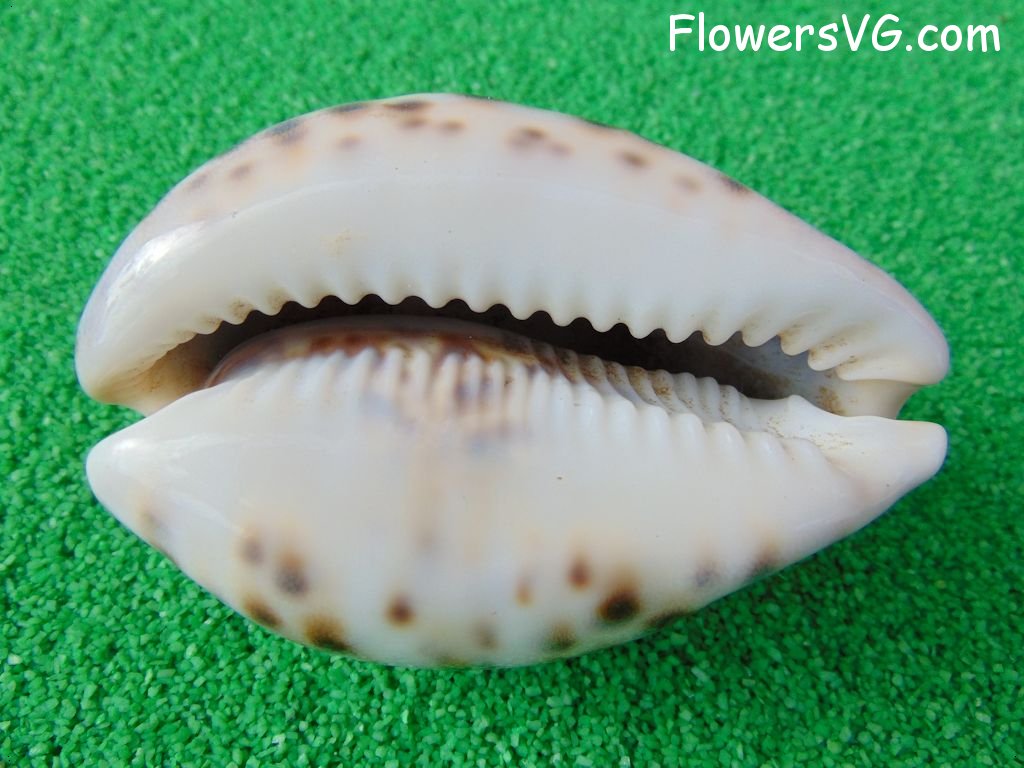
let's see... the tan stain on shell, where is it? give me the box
[619,151,648,169]
[545,623,577,653]
[243,597,281,628]
[748,540,783,582]
[304,615,350,652]
[509,126,546,148]
[475,622,498,650]
[239,533,264,565]
[515,578,533,606]
[401,116,428,130]
[275,552,308,596]
[229,162,253,181]
[568,556,592,589]
[336,135,361,150]
[439,119,465,133]
[675,174,701,192]
[387,595,415,625]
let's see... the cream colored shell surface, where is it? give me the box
[76,94,949,667]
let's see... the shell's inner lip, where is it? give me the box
[184,294,852,415]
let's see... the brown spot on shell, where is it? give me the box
[695,565,716,588]
[275,553,308,596]
[719,173,749,194]
[568,556,592,589]
[439,119,464,133]
[401,116,428,130]
[385,99,429,112]
[229,162,253,181]
[387,595,415,625]
[748,545,782,582]
[675,174,701,192]
[243,598,281,628]
[546,624,577,653]
[239,534,264,565]
[305,616,350,652]
[475,622,498,650]
[336,135,361,150]
[515,578,533,606]
[509,126,546,148]
[267,118,305,145]
[598,586,641,624]
[549,142,571,156]
[619,151,648,169]
[185,172,209,191]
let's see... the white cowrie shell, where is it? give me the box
[77,95,948,667]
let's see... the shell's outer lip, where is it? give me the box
[85,322,947,666]
[75,92,948,415]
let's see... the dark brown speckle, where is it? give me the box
[387,595,415,625]
[244,598,281,628]
[598,587,641,624]
[275,553,308,595]
[305,616,350,652]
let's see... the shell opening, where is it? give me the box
[140,294,903,418]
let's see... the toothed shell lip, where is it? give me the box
[75,92,948,414]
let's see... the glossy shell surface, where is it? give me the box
[77,94,948,666]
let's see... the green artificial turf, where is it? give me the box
[2,1,1022,765]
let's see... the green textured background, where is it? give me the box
[2,1,1021,765]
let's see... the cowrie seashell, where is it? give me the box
[76,94,947,667]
